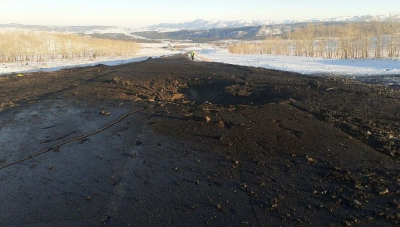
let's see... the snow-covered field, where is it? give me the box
[2,43,400,85]
[197,48,400,77]
[0,43,183,75]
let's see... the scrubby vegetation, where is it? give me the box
[229,21,400,59]
[0,31,140,62]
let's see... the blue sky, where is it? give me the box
[0,0,398,27]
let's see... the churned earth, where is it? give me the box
[0,55,400,226]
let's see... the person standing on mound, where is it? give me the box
[191,51,195,61]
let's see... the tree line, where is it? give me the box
[0,31,140,63]
[229,21,400,59]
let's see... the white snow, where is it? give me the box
[3,43,400,86]
[0,43,183,75]
[197,48,400,77]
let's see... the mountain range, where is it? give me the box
[0,24,118,33]
[1,14,399,35]
[146,14,400,31]
[1,14,399,42]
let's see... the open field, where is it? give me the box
[0,55,400,226]
[197,48,400,79]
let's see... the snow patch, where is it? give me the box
[0,43,183,75]
[197,48,400,83]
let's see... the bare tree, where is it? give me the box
[229,21,400,59]
[0,31,140,63]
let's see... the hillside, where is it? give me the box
[132,22,366,42]
[146,14,400,31]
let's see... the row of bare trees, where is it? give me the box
[0,31,140,63]
[229,21,400,59]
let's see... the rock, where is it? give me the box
[354,184,363,190]
[0,101,15,108]
[351,200,362,207]
[100,111,111,116]
[132,96,143,102]
[306,156,315,164]
[130,153,138,158]
[378,188,389,195]
[217,120,225,128]
[171,93,184,101]
[113,76,121,84]
[86,195,92,201]
[217,204,222,210]
[136,140,142,146]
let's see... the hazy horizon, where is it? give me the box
[0,0,399,28]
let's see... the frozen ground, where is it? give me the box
[0,43,183,75]
[197,48,400,77]
[195,48,400,85]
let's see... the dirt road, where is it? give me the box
[0,55,400,226]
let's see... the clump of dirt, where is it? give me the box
[0,102,15,108]
[182,78,280,105]
[225,83,251,97]
[104,75,190,102]
[113,76,134,87]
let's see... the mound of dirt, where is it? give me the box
[0,55,399,226]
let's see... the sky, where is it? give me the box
[0,0,398,28]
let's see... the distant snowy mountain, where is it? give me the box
[0,24,150,41]
[2,13,399,43]
[146,19,299,31]
[0,23,149,35]
[0,24,120,33]
[146,14,400,31]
